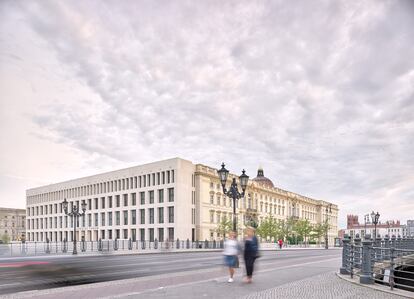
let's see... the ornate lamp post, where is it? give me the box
[217,163,249,232]
[325,204,332,249]
[62,198,86,255]
[371,211,380,239]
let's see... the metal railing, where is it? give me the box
[0,238,225,257]
[340,234,414,292]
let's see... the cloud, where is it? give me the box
[0,0,413,227]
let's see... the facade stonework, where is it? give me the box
[0,207,26,241]
[26,158,338,244]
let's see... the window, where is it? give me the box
[158,228,164,242]
[108,212,113,226]
[108,196,113,208]
[210,211,214,223]
[116,195,120,207]
[168,188,174,202]
[131,210,136,225]
[140,209,145,224]
[210,194,214,204]
[149,191,154,204]
[123,229,128,239]
[131,193,136,205]
[94,213,98,226]
[149,208,154,224]
[115,211,120,225]
[101,212,105,226]
[149,228,154,242]
[140,192,145,204]
[152,173,155,186]
[123,210,128,225]
[101,197,105,209]
[168,228,174,240]
[158,189,164,203]
[162,172,165,184]
[94,198,98,209]
[168,207,174,223]
[123,194,128,206]
[140,228,145,241]
[217,196,221,206]
[88,214,92,227]
[167,171,170,183]
[88,199,92,210]
[157,173,160,185]
[158,207,164,223]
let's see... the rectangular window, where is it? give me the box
[157,173,160,185]
[88,214,92,227]
[94,213,98,226]
[116,195,120,207]
[123,229,128,239]
[108,196,113,208]
[149,228,154,242]
[149,191,154,204]
[158,189,164,203]
[168,228,174,240]
[168,207,174,223]
[131,210,136,225]
[171,170,174,183]
[101,197,105,209]
[88,199,92,210]
[152,173,155,186]
[162,172,165,184]
[131,193,136,205]
[108,212,113,226]
[140,228,145,241]
[123,210,128,225]
[140,209,145,224]
[140,192,145,204]
[158,207,164,224]
[139,176,142,188]
[167,171,170,184]
[116,211,120,225]
[94,198,98,209]
[158,228,164,242]
[123,194,128,206]
[210,195,214,204]
[149,208,154,224]
[143,175,146,187]
[168,188,174,202]
[101,212,105,226]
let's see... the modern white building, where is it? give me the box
[26,158,338,244]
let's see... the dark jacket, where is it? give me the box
[244,235,259,259]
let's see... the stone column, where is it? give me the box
[340,235,350,275]
[376,235,382,261]
[354,234,361,269]
[360,234,373,284]
[391,235,396,248]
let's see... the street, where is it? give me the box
[0,249,342,297]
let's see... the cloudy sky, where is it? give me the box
[1,0,413,228]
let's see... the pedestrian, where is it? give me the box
[223,230,240,283]
[243,227,259,283]
[278,238,283,250]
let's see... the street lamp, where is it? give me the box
[371,211,380,239]
[217,163,249,232]
[62,198,86,255]
[325,204,332,249]
[364,214,370,237]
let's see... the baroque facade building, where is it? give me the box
[0,207,26,241]
[26,158,338,244]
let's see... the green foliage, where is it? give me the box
[256,215,279,240]
[215,218,233,238]
[1,234,10,244]
[294,219,312,244]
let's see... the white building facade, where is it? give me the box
[26,158,338,244]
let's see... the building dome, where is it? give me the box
[252,167,274,188]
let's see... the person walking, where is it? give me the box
[223,231,240,283]
[278,238,283,250]
[243,227,259,283]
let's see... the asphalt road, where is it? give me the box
[0,249,341,296]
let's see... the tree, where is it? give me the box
[311,223,326,244]
[256,215,279,241]
[215,218,233,239]
[294,219,312,246]
[1,233,10,244]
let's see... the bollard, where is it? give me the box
[176,238,180,249]
[340,235,350,275]
[186,239,190,249]
[128,238,132,250]
[360,234,373,284]
[354,234,361,269]
[114,238,118,251]
[98,238,103,251]
[390,247,395,290]
[375,235,382,261]
[154,238,158,249]
[81,238,86,252]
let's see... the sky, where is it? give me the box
[0,0,413,229]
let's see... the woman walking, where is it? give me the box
[223,230,239,283]
[243,227,259,283]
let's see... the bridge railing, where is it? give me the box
[0,238,226,257]
[340,234,414,293]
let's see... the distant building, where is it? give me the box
[26,157,339,244]
[0,207,26,241]
[407,220,414,237]
[344,214,409,239]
